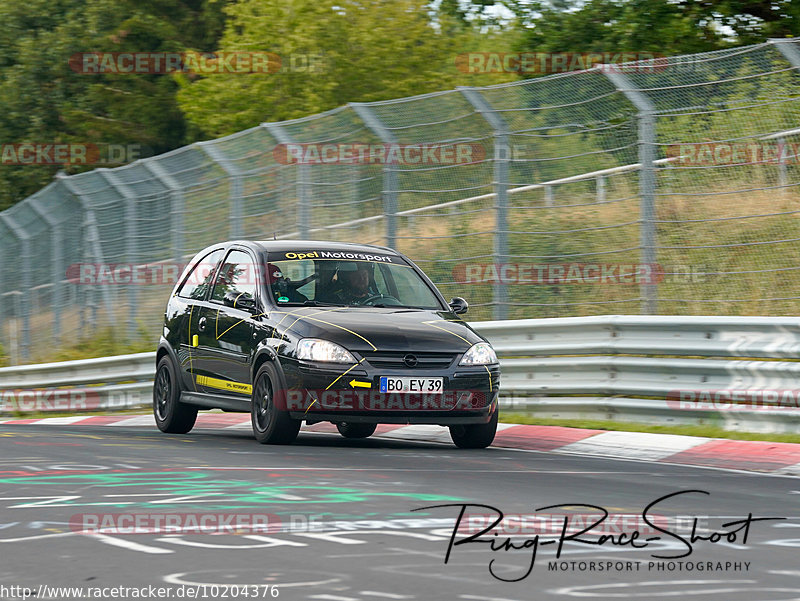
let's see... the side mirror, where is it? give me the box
[449,297,468,314]
[224,290,258,313]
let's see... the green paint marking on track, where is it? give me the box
[0,471,458,509]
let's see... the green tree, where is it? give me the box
[176,0,507,137]
[511,0,725,57]
[0,0,226,210]
[502,0,800,61]
[715,0,800,43]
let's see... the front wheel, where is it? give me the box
[449,409,497,449]
[251,362,300,445]
[336,422,377,439]
[153,356,197,434]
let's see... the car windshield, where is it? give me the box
[265,253,443,310]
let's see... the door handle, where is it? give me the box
[198,317,207,332]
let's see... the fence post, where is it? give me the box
[349,103,398,249]
[99,170,139,339]
[197,142,243,239]
[263,123,310,240]
[56,174,115,324]
[596,175,606,202]
[458,87,510,320]
[28,197,63,343]
[602,69,658,315]
[769,38,800,68]
[142,161,184,263]
[0,243,4,359]
[765,44,800,216]
[0,214,30,361]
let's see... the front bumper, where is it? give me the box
[280,356,500,425]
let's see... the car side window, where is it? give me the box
[176,249,224,300]
[210,249,258,304]
[380,263,438,307]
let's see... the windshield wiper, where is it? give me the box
[370,304,427,309]
[278,300,343,307]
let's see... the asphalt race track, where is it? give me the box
[0,421,799,600]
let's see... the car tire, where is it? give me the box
[449,409,497,449]
[153,356,198,434]
[251,362,301,445]
[336,422,377,439]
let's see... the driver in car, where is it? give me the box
[335,263,376,305]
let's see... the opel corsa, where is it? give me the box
[154,241,500,448]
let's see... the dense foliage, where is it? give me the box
[1,0,797,209]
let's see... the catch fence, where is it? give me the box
[3,39,800,362]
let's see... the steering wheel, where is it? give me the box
[358,294,401,306]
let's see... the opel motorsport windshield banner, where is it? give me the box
[270,250,403,264]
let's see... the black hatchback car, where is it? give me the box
[153,241,500,448]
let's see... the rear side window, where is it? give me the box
[176,249,224,300]
[211,249,258,303]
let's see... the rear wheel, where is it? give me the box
[153,356,197,434]
[449,409,497,449]
[251,362,300,444]
[336,422,377,439]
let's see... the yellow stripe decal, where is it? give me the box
[422,320,472,345]
[196,375,253,394]
[285,306,351,331]
[188,304,196,392]
[272,311,377,351]
[325,358,366,390]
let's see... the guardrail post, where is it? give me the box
[0,214,31,361]
[56,174,115,325]
[197,142,244,239]
[602,69,658,315]
[142,161,184,263]
[99,170,139,339]
[349,103,398,249]
[263,123,311,239]
[458,87,510,320]
[28,197,63,342]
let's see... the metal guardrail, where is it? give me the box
[472,316,800,433]
[0,353,155,413]
[2,316,800,433]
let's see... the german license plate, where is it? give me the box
[380,376,443,394]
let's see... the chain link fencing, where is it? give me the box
[2,39,800,364]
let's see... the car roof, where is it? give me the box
[224,240,398,255]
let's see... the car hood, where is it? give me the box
[274,307,484,354]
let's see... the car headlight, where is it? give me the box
[459,342,498,366]
[297,338,356,363]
